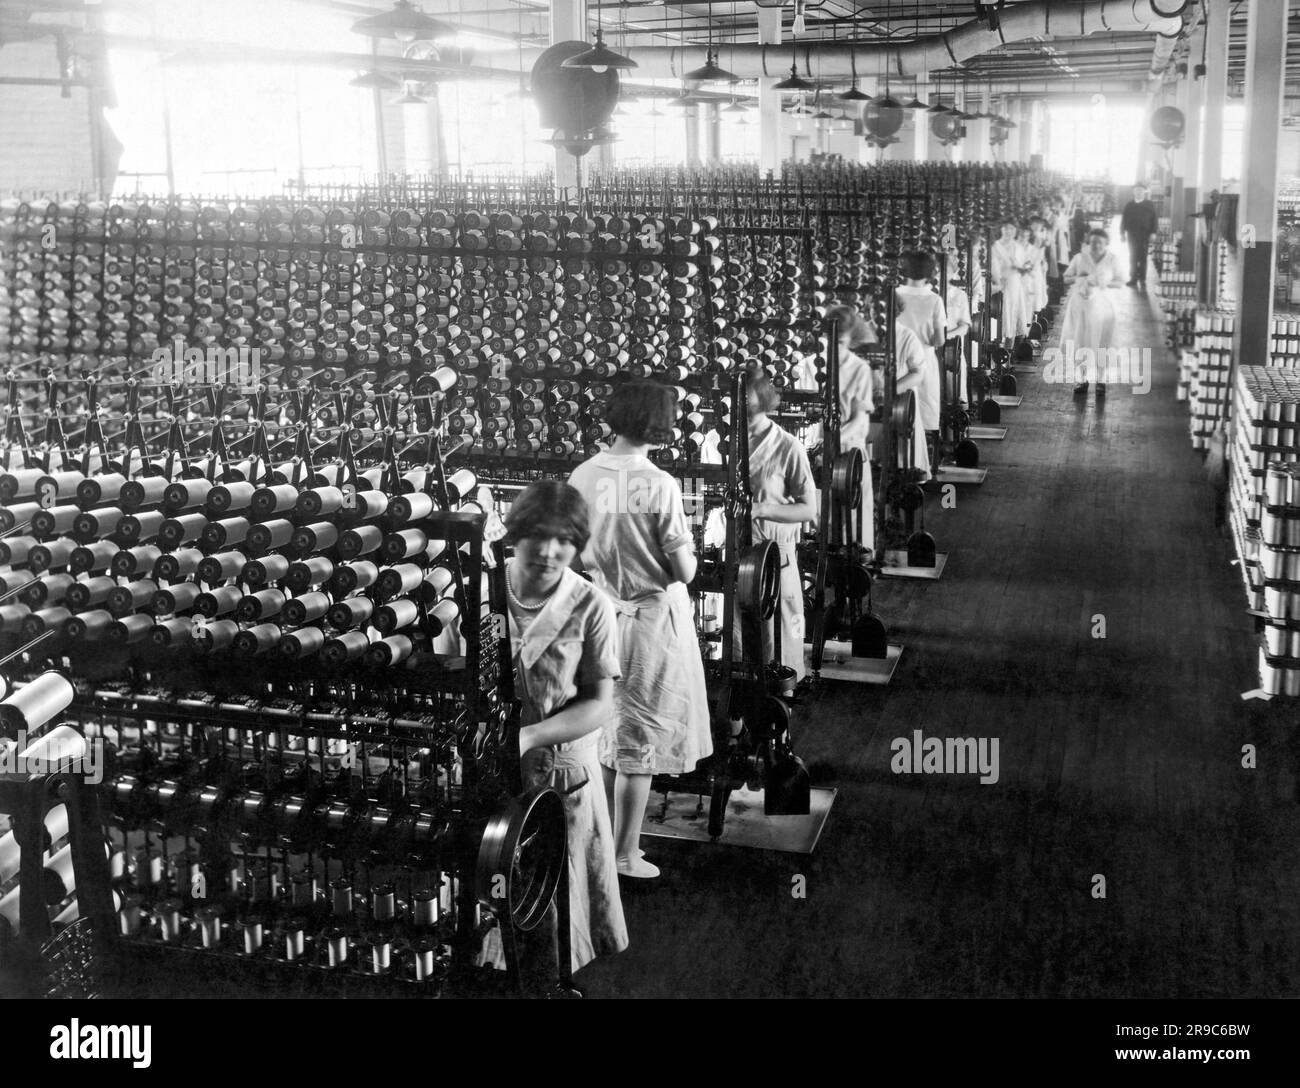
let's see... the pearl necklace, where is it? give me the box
[506,565,558,612]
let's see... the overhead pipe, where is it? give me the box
[486,0,1190,83]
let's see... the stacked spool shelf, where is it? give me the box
[1234,366,1300,695]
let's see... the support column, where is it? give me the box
[1199,0,1230,302]
[685,105,701,167]
[703,101,721,165]
[911,73,929,161]
[1234,0,1287,370]
[1170,74,1191,230]
[1180,24,1206,271]
[757,5,781,176]
[550,0,586,197]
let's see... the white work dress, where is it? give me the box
[945,284,973,403]
[1059,249,1124,377]
[992,237,1030,341]
[895,285,946,433]
[1025,241,1049,318]
[507,562,628,972]
[568,451,712,776]
[893,324,933,480]
[836,350,877,554]
[747,418,816,683]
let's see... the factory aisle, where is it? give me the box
[579,285,1300,998]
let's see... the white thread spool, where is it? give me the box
[0,672,75,736]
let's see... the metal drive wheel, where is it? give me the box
[475,786,567,932]
[832,449,864,509]
[736,540,781,620]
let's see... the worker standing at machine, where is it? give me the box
[895,251,947,471]
[503,480,628,972]
[567,381,711,881]
[945,275,973,406]
[744,364,818,697]
[820,301,880,555]
[991,219,1031,348]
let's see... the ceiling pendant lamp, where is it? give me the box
[773,48,813,92]
[724,98,749,113]
[563,28,637,71]
[349,70,402,90]
[351,1,450,44]
[685,48,738,83]
[393,86,428,105]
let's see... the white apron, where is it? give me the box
[600,581,712,775]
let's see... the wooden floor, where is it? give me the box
[579,284,1300,999]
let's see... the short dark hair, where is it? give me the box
[1088,228,1109,241]
[900,250,936,281]
[745,363,781,413]
[1028,216,1047,228]
[506,480,590,552]
[604,380,677,444]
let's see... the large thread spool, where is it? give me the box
[0,672,75,737]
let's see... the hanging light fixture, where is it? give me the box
[724,98,749,113]
[902,80,929,110]
[685,48,738,83]
[868,0,902,109]
[773,47,813,92]
[349,70,402,90]
[839,30,869,100]
[351,1,450,44]
[685,5,737,82]
[393,86,428,105]
[563,28,637,71]
[564,0,635,74]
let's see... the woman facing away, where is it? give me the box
[502,480,628,975]
[567,381,711,880]
[1060,227,1125,399]
[895,251,947,470]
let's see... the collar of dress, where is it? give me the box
[509,562,586,671]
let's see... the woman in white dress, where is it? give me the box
[744,365,819,695]
[1025,217,1050,324]
[895,251,947,468]
[1060,228,1126,398]
[503,480,628,973]
[821,301,881,554]
[568,382,711,879]
[991,220,1031,347]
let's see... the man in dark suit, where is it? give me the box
[1120,184,1159,290]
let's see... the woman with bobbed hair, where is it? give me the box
[743,364,818,695]
[567,381,710,880]
[503,479,628,968]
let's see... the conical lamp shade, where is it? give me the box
[685,51,737,82]
[773,64,813,92]
[352,1,449,43]
[839,85,870,102]
[350,70,401,90]
[872,93,903,110]
[902,97,928,110]
[563,31,637,70]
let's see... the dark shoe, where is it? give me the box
[1096,383,1107,397]
[1074,382,1089,396]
